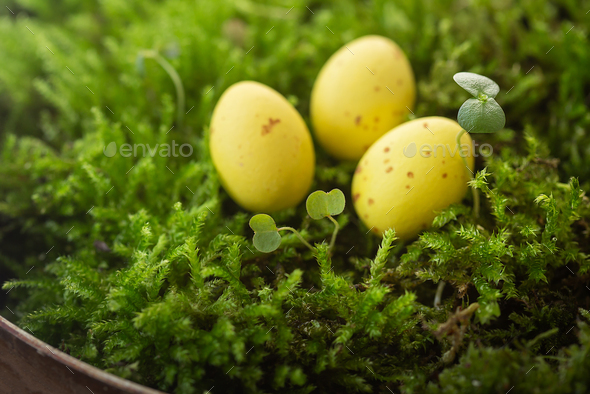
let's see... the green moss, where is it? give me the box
[1,0,590,393]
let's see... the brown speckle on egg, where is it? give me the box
[385,166,393,173]
[384,159,390,164]
[407,171,414,178]
[261,118,281,135]
[355,115,362,125]
[355,166,362,174]
[397,79,403,86]
[406,185,411,189]
[384,147,390,153]
[368,198,374,205]
[374,86,380,92]
[374,117,379,123]
[353,193,360,202]
[442,173,448,178]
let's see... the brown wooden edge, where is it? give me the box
[0,315,166,394]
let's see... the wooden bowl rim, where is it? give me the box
[0,315,165,393]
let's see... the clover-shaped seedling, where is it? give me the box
[453,72,507,219]
[305,189,346,220]
[249,189,346,254]
[306,189,345,252]
[249,214,282,253]
[454,72,506,134]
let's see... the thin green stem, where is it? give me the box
[456,129,470,173]
[434,280,446,308]
[456,129,480,218]
[277,227,314,251]
[472,181,480,218]
[142,50,185,127]
[327,215,340,254]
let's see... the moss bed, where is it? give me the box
[1,0,590,393]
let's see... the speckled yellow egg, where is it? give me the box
[351,117,474,241]
[310,35,416,161]
[210,81,315,212]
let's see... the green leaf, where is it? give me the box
[249,214,278,232]
[457,98,505,133]
[453,72,500,98]
[252,230,281,253]
[306,189,346,220]
[249,214,281,252]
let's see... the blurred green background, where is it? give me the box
[1,0,589,176]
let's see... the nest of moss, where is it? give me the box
[1,0,590,393]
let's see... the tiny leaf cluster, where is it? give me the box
[454,72,506,134]
[250,189,345,253]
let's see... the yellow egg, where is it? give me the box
[210,81,315,212]
[310,35,416,161]
[351,117,475,241]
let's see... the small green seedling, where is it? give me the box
[306,189,345,252]
[454,72,505,134]
[453,72,506,218]
[305,189,345,219]
[249,214,283,253]
[249,213,314,253]
[137,49,186,127]
[250,189,346,253]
